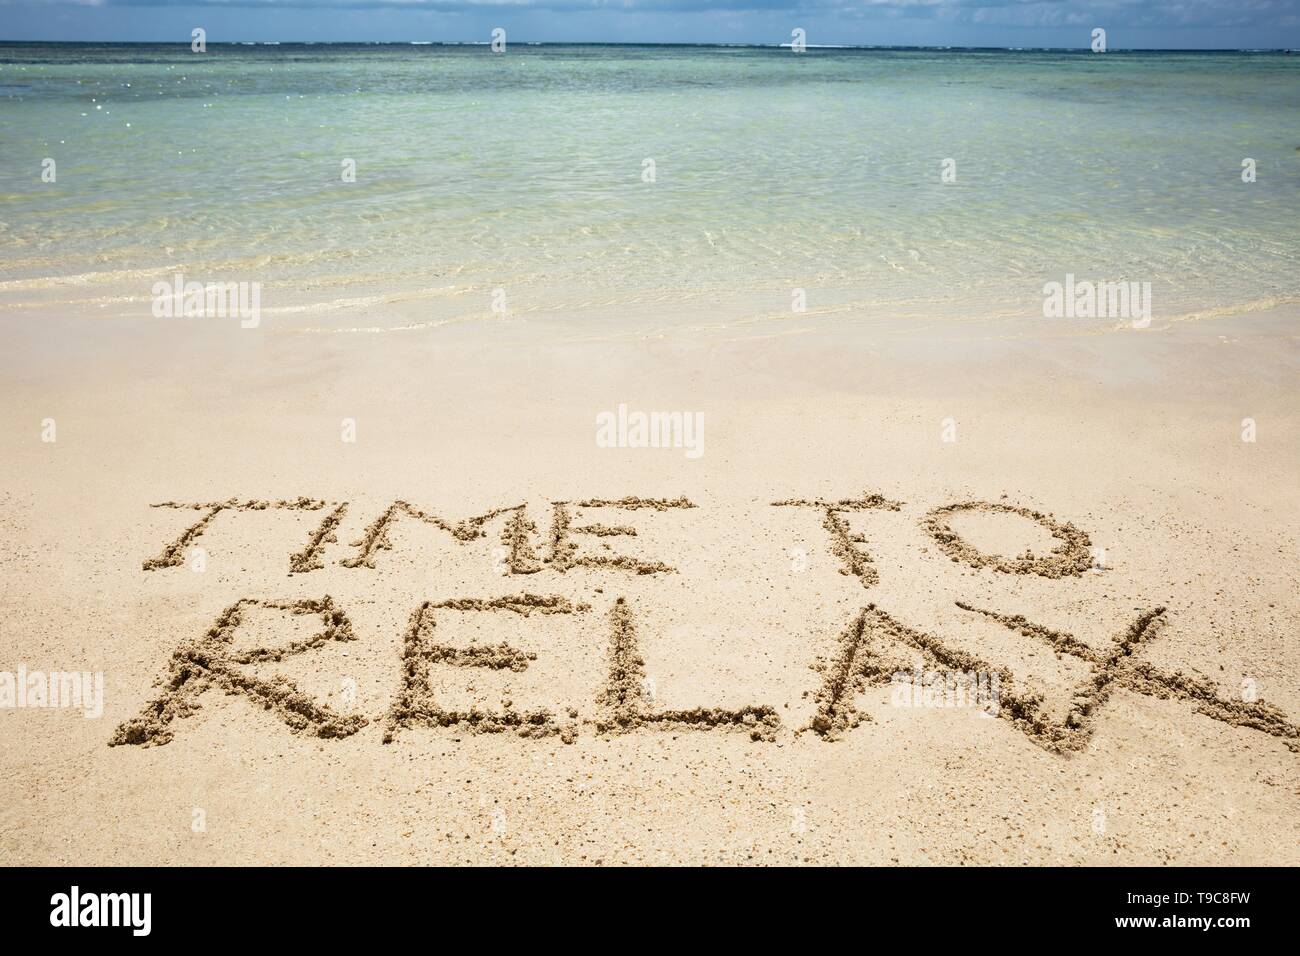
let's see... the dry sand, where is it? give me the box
[1,307,1297,865]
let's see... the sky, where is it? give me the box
[1,0,1299,48]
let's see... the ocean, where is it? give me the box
[1,43,1297,333]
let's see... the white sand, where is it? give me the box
[1,308,1297,864]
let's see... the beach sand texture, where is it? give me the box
[1,309,1297,865]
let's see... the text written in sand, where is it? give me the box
[113,493,1300,755]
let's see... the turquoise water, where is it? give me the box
[1,44,1297,331]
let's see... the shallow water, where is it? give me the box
[1,43,1297,332]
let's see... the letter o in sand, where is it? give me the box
[921,501,1093,578]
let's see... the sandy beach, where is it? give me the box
[2,40,1297,872]
[1,302,1296,865]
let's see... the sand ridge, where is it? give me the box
[921,500,1094,578]
[108,596,367,748]
[384,595,589,743]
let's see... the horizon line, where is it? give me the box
[1,40,1296,53]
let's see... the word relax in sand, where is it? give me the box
[107,593,1300,754]
[112,494,1300,755]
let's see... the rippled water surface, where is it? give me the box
[1,43,1297,331]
